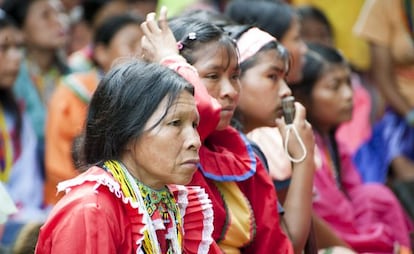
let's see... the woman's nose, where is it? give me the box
[186,127,201,151]
[221,78,239,100]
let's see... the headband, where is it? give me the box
[237,27,276,63]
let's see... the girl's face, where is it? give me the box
[192,41,240,130]
[96,24,144,72]
[281,16,307,84]
[239,49,291,132]
[309,64,353,132]
[0,26,23,89]
[23,0,67,50]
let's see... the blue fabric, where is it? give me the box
[1,221,24,246]
[13,62,46,141]
[353,109,414,183]
[273,178,291,191]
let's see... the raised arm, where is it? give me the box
[140,8,220,141]
[277,102,316,253]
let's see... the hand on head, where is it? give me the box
[140,6,179,62]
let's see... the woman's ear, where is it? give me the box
[93,44,110,72]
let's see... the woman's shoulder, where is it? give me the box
[199,127,258,181]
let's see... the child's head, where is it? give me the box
[231,27,292,132]
[169,17,240,130]
[92,13,144,72]
[0,10,23,89]
[291,43,352,133]
[225,0,307,84]
[296,5,333,47]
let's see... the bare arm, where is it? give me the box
[370,42,412,116]
[278,102,315,254]
[311,213,351,249]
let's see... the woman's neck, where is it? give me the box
[26,47,57,74]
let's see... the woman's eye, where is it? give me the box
[231,73,240,80]
[205,73,219,80]
[268,74,278,81]
[168,119,181,126]
[192,121,199,129]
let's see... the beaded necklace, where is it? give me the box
[0,104,13,182]
[103,160,182,254]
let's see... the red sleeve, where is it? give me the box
[238,162,294,254]
[36,184,133,254]
[160,55,221,141]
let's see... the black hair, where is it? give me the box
[1,0,34,28]
[168,17,238,65]
[81,0,112,26]
[225,0,295,40]
[181,9,236,29]
[290,42,347,96]
[93,13,143,46]
[0,10,22,138]
[80,60,194,167]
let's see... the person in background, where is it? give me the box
[67,0,157,73]
[291,43,413,253]
[36,60,214,253]
[2,0,71,174]
[353,0,414,184]
[296,5,372,157]
[225,0,308,194]
[44,13,144,205]
[0,10,47,252]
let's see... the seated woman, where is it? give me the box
[291,43,413,253]
[35,60,214,253]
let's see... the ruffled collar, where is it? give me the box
[198,126,257,182]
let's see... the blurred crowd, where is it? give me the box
[0,0,414,253]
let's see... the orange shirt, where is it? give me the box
[44,70,100,205]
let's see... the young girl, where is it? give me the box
[0,10,46,248]
[141,8,314,253]
[227,25,317,253]
[226,0,308,189]
[291,43,412,253]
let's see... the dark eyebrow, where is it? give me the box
[268,66,287,76]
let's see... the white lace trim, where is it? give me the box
[196,188,214,254]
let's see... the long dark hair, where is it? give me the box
[79,61,194,168]
[0,11,22,138]
[291,43,348,190]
